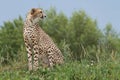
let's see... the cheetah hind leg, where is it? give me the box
[39,54,51,68]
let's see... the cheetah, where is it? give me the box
[23,8,64,71]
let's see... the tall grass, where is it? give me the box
[0,43,120,80]
[0,60,120,80]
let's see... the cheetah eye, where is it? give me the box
[40,11,42,13]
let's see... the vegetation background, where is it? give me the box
[0,8,120,80]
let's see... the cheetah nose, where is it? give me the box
[44,15,46,17]
[43,13,46,17]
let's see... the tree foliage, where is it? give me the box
[0,17,24,64]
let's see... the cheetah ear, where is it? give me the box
[31,8,36,15]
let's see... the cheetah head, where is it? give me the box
[27,8,46,24]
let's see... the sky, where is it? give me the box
[0,0,120,33]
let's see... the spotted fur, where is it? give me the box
[23,8,64,71]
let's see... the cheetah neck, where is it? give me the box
[25,18,39,27]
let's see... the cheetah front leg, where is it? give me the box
[33,43,39,71]
[24,42,33,71]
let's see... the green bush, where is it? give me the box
[0,17,24,64]
[0,8,120,64]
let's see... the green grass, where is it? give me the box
[0,60,120,80]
